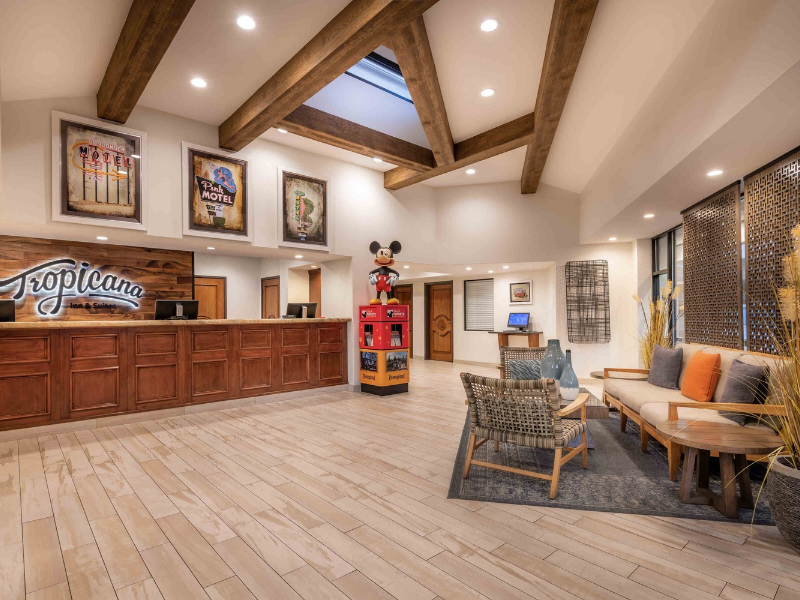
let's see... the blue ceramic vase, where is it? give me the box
[559,350,580,401]
[540,339,565,380]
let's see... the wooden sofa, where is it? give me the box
[603,343,785,481]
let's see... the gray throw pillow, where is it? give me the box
[718,359,769,425]
[508,359,541,380]
[647,345,683,389]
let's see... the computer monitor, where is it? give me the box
[507,312,530,331]
[285,302,317,318]
[0,300,15,323]
[155,300,199,320]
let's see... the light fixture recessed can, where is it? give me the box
[480,18,499,32]
[643,213,655,219]
[191,77,207,88]
[502,265,509,269]
[207,246,215,250]
[608,237,617,241]
[707,169,723,177]
[466,267,472,271]
[466,168,476,175]
[96,236,108,241]
[276,128,288,133]
[373,157,383,163]
[480,88,495,97]
[237,15,256,29]
[488,270,494,273]
[403,265,409,269]
[295,255,303,259]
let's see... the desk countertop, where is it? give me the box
[488,330,543,335]
[0,318,350,330]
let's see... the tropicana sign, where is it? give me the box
[0,259,145,316]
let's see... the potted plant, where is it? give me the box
[766,226,800,552]
[633,280,681,368]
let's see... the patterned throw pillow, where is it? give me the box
[508,359,541,380]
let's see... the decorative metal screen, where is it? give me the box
[745,148,800,354]
[565,260,610,344]
[682,183,743,348]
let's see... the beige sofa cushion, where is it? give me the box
[604,379,682,413]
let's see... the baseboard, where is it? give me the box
[453,359,497,368]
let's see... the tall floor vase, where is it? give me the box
[559,350,579,401]
[541,339,566,380]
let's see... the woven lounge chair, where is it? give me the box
[460,374,589,499]
[498,346,547,378]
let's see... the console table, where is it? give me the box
[489,330,542,348]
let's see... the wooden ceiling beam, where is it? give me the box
[520,0,597,194]
[97,0,195,123]
[389,16,454,166]
[218,0,440,152]
[278,105,434,171]
[384,112,535,190]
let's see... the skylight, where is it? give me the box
[345,53,413,104]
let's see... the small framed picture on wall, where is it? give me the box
[52,111,147,230]
[279,169,330,251]
[182,142,251,241]
[510,281,532,304]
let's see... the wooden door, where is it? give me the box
[261,277,281,319]
[394,284,413,356]
[309,268,321,316]
[426,282,453,362]
[194,277,226,319]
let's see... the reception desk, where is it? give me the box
[0,319,349,431]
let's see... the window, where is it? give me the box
[652,225,684,344]
[345,52,413,104]
[464,279,494,331]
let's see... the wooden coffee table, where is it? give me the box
[560,388,608,420]
[656,420,783,518]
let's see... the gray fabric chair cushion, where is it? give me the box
[507,359,541,380]
[648,345,683,389]
[717,359,770,425]
[604,379,682,413]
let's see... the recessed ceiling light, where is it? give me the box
[480,18,499,32]
[403,265,409,269]
[466,168,476,175]
[373,157,383,163]
[502,265,509,269]
[480,88,495,98]
[237,15,256,29]
[488,270,494,274]
[310,265,317,269]
[466,267,472,271]
[131,154,140,159]
[609,237,617,241]
[96,236,108,241]
[276,128,287,133]
[295,255,303,259]
[207,246,215,250]
[707,169,723,177]
[643,213,655,219]
[191,77,207,88]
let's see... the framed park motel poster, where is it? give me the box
[52,111,147,230]
[182,142,251,241]
[280,169,329,251]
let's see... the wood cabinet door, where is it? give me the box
[261,278,280,319]
[195,277,226,319]
[427,282,453,362]
[394,284,413,355]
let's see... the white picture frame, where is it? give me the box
[181,142,253,243]
[277,165,332,252]
[509,280,533,304]
[51,111,148,231]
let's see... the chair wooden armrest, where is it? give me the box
[558,393,589,421]
[667,401,787,420]
[603,368,649,379]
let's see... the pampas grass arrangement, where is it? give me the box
[633,280,681,368]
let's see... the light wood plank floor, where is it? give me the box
[1,359,799,600]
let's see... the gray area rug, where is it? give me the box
[448,411,773,524]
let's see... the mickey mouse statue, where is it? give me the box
[368,241,402,305]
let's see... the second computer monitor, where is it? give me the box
[286,302,317,318]
[507,312,530,331]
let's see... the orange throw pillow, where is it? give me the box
[680,351,721,402]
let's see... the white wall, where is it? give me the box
[193,253,262,319]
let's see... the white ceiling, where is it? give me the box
[2,0,800,239]
[398,260,554,282]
